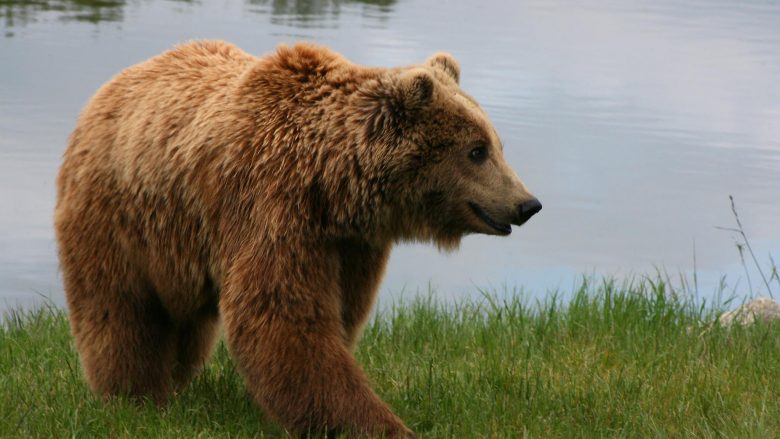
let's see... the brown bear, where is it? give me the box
[54,41,541,438]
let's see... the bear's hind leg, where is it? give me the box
[171,307,220,390]
[68,283,179,404]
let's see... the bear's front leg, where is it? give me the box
[221,242,413,438]
[339,240,392,349]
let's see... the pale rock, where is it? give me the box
[718,297,780,326]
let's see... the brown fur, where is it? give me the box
[55,41,537,438]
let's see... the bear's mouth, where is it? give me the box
[468,202,511,236]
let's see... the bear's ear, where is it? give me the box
[396,68,435,112]
[426,52,460,84]
[358,69,435,141]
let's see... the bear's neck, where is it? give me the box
[230,62,395,241]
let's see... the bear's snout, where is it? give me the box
[514,198,542,225]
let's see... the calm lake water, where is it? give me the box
[1,0,779,312]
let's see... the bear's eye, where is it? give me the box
[468,144,488,164]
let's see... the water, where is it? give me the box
[1,0,779,312]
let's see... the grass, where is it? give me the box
[2,278,780,438]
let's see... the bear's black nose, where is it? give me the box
[516,198,542,224]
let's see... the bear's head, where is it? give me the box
[357,53,541,249]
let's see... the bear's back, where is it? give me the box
[60,41,256,197]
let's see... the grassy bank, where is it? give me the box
[2,279,780,438]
